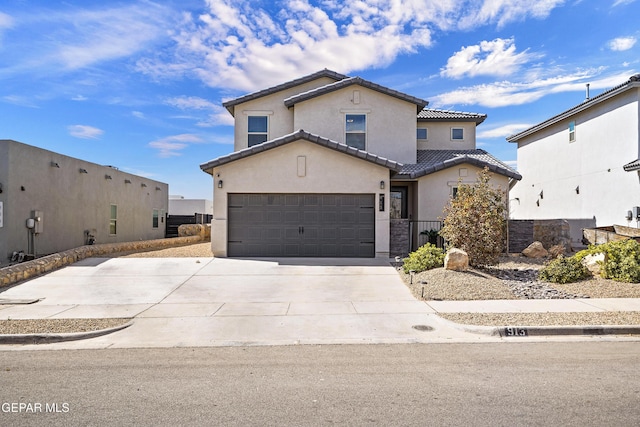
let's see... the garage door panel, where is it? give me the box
[228,193,375,257]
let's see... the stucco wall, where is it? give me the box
[292,85,418,164]
[232,77,338,151]
[169,198,213,215]
[210,139,391,257]
[0,140,168,266]
[415,165,510,221]
[417,122,477,150]
[509,89,640,227]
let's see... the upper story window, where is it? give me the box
[345,114,366,150]
[248,116,268,147]
[569,121,576,142]
[417,128,427,140]
[451,128,464,140]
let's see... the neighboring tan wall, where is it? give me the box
[292,85,418,164]
[417,122,477,150]
[0,140,168,267]
[415,165,510,221]
[210,139,390,258]
[509,89,640,227]
[232,77,338,152]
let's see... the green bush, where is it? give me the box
[539,255,591,284]
[403,243,445,273]
[575,239,640,283]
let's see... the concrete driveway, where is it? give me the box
[0,257,480,348]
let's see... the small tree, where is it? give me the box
[439,167,507,267]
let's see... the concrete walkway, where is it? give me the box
[1,257,639,349]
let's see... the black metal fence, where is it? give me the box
[165,213,212,238]
[409,220,445,252]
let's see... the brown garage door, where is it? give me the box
[227,193,375,257]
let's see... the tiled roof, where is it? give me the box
[624,158,640,172]
[222,69,349,116]
[417,108,486,124]
[283,76,429,111]
[200,129,404,174]
[394,149,521,180]
[507,74,640,142]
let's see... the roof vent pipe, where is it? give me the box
[585,83,590,101]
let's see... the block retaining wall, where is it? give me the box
[0,235,205,288]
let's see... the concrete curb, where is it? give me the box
[430,314,640,337]
[0,320,133,345]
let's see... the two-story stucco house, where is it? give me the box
[200,70,520,258]
[507,74,640,244]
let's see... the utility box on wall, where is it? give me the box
[31,210,43,234]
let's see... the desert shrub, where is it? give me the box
[439,168,506,267]
[403,243,445,273]
[539,255,590,284]
[575,239,640,283]
[548,244,566,259]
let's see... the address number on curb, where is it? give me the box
[504,327,528,337]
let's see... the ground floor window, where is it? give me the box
[110,204,117,235]
[153,209,159,228]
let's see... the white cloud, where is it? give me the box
[477,124,535,139]
[68,124,104,139]
[71,95,88,101]
[165,96,234,126]
[608,36,637,52]
[613,0,636,6]
[132,111,145,119]
[148,134,203,157]
[441,38,536,79]
[458,0,566,29]
[136,0,565,92]
[433,69,631,108]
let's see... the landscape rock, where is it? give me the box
[522,241,548,258]
[445,248,469,271]
[582,252,607,276]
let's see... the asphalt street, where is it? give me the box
[2,342,640,426]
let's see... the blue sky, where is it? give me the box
[1,0,638,199]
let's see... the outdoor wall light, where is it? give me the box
[539,190,544,199]
[218,180,223,188]
[155,186,161,191]
[536,199,540,207]
[141,183,147,187]
[124,179,132,184]
[575,186,580,194]
[79,168,88,174]
[105,174,112,180]
[50,161,60,168]
[380,180,385,190]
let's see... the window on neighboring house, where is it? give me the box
[109,204,117,235]
[248,116,268,147]
[451,187,459,198]
[345,114,366,150]
[569,121,576,142]
[417,128,427,140]
[153,209,159,228]
[451,128,464,140]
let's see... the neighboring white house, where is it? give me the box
[169,195,213,216]
[0,139,168,266]
[200,70,520,258]
[507,74,640,243]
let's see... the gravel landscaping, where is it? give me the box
[396,254,640,326]
[0,318,130,334]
